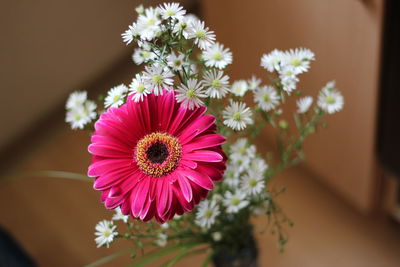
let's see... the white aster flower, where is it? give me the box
[281,77,298,93]
[188,20,215,50]
[136,8,161,41]
[250,157,268,174]
[223,164,240,187]
[66,107,88,130]
[112,207,129,223]
[66,91,87,110]
[195,199,220,229]
[231,80,248,97]
[66,100,97,129]
[167,52,185,71]
[317,81,344,114]
[202,42,233,69]
[159,2,186,20]
[129,74,150,102]
[94,220,118,248]
[175,78,207,109]
[254,85,280,111]
[223,101,253,131]
[142,65,174,95]
[241,171,265,197]
[297,96,313,113]
[155,233,168,247]
[104,84,128,108]
[212,232,222,242]
[132,48,156,65]
[173,15,195,39]
[223,191,249,214]
[282,48,315,74]
[248,76,262,91]
[121,23,138,45]
[202,70,230,98]
[260,49,285,72]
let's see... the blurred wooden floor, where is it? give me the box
[1,123,400,267]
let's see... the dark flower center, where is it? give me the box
[146,141,169,164]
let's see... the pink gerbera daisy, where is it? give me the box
[87,90,226,223]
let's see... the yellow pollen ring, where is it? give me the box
[135,132,182,177]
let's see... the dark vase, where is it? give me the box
[212,233,259,267]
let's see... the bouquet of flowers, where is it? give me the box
[65,3,344,266]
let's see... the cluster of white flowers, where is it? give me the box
[261,48,315,93]
[194,138,270,232]
[118,3,235,110]
[65,91,97,130]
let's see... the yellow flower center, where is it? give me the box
[135,132,182,177]
[233,112,242,121]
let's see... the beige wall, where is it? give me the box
[203,0,384,212]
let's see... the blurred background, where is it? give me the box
[1,0,399,266]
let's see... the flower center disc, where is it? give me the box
[135,132,182,177]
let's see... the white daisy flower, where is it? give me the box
[94,220,118,248]
[223,191,249,214]
[104,84,128,108]
[159,2,186,20]
[188,20,215,50]
[142,65,174,95]
[202,70,230,98]
[121,23,138,45]
[281,77,298,93]
[297,96,313,113]
[317,81,344,114]
[66,107,88,130]
[129,74,150,102]
[132,48,156,65]
[155,233,168,247]
[231,80,248,97]
[175,78,207,109]
[195,199,220,229]
[250,157,268,174]
[173,15,195,39]
[212,232,222,242]
[66,100,97,129]
[254,85,280,111]
[136,7,161,41]
[167,52,185,71]
[66,91,87,110]
[230,138,248,155]
[202,42,233,69]
[230,145,255,173]
[241,171,265,197]
[223,101,253,131]
[223,164,241,188]
[112,207,129,223]
[282,48,315,74]
[260,49,285,72]
[248,76,262,91]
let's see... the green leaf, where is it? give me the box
[84,248,132,267]
[164,245,207,267]
[126,243,199,267]
[1,170,92,183]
